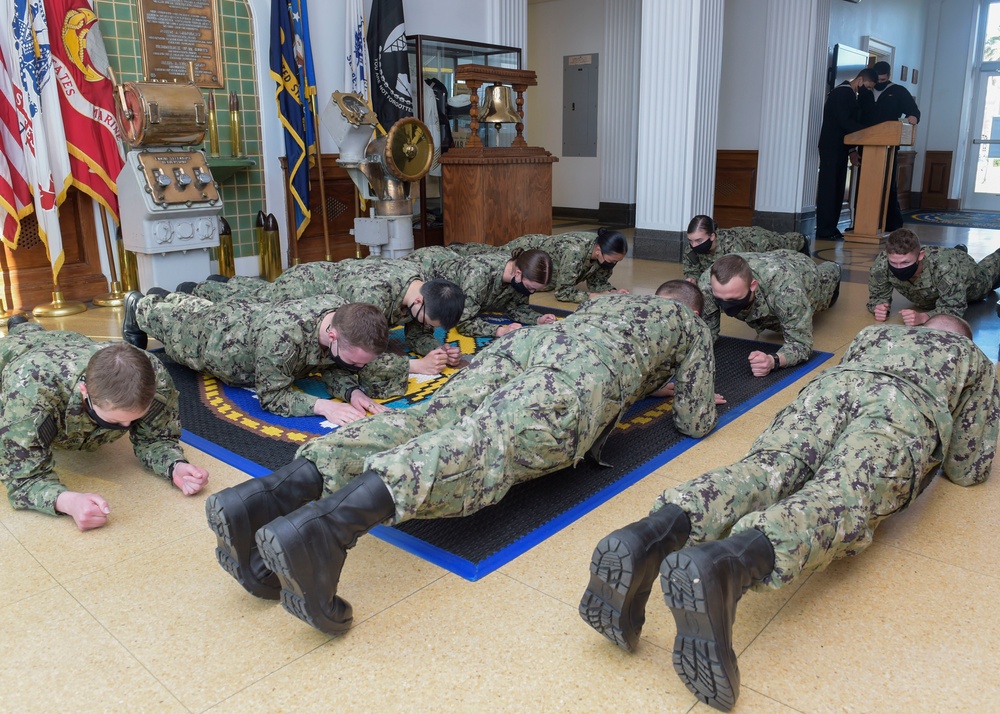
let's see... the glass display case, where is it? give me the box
[408,35,521,247]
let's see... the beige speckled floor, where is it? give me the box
[2,222,999,712]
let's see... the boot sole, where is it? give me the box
[256,522,353,635]
[579,534,642,652]
[205,493,280,600]
[661,551,738,712]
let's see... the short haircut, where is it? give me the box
[924,314,973,339]
[331,302,389,353]
[86,343,157,411]
[858,67,878,83]
[595,227,628,257]
[710,254,752,286]
[511,248,552,287]
[421,278,466,329]
[872,61,891,77]
[885,228,921,256]
[656,279,704,315]
[686,215,717,236]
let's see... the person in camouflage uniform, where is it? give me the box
[682,215,808,281]
[0,320,208,531]
[868,228,1000,325]
[182,260,467,376]
[126,292,398,425]
[580,315,998,712]
[447,228,629,303]
[205,283,719,633]
[699,251,841,376]
[399,245,555,337]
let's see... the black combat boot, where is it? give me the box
[175,281,197,294]
[6,314,29,331]
[205,458,324,599]
[206,274,230,283]
[255,471,396,634]
[660,529,775,713]
[579,504,691,652]
[121,290,147,349]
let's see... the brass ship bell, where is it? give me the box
[479,84,520,144]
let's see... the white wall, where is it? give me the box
[527,0,603,209]
[717,1,766,150]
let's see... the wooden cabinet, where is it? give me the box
[1,188,108,311]
[279,154,368,264]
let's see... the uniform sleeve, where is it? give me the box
[898,87,920,121]
[130,365,187,477]
[771,288,815,367]
[670,331,718,437]
[505,300,541,326]
[925,257,971,318]
[456,315,500,337]
[867,253,894,314]
[404,320,443,355]
[318,356,409,402]
[832,87,866,136]
[682,245,700,280]
[0,410,67,515]
[940,363,1000,486]
[252,336,320,417]
[697,271,722,341]
[586,263,617,294]
[553,243,593,303]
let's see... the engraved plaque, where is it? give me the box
[138,0,224,88]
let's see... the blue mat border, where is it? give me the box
[183,343,833,581]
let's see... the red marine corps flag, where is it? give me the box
[43,0,124,221]
[0,44,31,248]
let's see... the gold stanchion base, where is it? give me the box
[92,282,127,307]
[32,291,88,317]
[3,309,26,319]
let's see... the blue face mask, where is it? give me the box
[83,396,131,431]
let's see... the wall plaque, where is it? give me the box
[138,0,224,88]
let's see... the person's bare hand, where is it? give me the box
[899,309,929,326]
[873,303,890,322]
[496,323,522,337]
[748,350,775,377]
[172,462,209,495]
[350,389,390,416]
[536,314,556,325]
[313,398,366,426]
[410,348,449,375]
[55,491,110,531]
[442,344,463,367]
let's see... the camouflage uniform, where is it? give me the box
[400,247,539,336]
[298,295,718,523]
[682,226,807,281]
[699,250,841,367]
[135,293,408,415]
[0,322,184,514]
[867,245,1000,317]
[445,233,617,303]
[192,260,441,374]
[653,324,999,590]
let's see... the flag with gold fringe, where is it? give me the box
[269,0,316,240]
[0,43,31,249]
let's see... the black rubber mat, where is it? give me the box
[158,337,831,573]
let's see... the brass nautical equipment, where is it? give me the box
[479,84,521,144]
[217,217,235,278]
[114,79,207,148]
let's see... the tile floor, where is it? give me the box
[1,221,999,712]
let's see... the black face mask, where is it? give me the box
[84,396,131,431]
[690,237,714,255]
[597,259,617,270]
[717,290,754,317]
[331,345,364,374]
[874,81,890,91]
[888,261,919,281]
[510,276,533,296]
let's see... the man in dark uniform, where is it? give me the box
[859,61,921,232]
[816,68,877,240]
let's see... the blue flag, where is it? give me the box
[269,0,315,239]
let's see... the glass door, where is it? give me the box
[964,1,1000,210]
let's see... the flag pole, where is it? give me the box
[310,93,332,261]
[0,246,26,319]
[91,205,125,307]
[31,217,86,318]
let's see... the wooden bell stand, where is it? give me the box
[843,120,915,244]
[439,65,558,247]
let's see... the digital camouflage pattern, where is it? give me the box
[191,259,442,360]
[297,294,718,523]
[136,293,409,416]
[699,250,841,367]
[400,246,540,336]
[867,244,1000,317]
[445,233,617,303]
[0,322,184,514]
[682,226,807,280]
[653,323,999,589]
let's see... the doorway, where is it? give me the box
[964,0,1000,210]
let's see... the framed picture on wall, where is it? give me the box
[912,69,919,84]
[901,66,909,81]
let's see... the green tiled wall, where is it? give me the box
[95,0,265,260]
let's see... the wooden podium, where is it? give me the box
[843,120,915,244]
